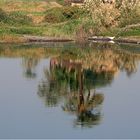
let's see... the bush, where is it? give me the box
[8,12,32,25]
[119,9,140,27]
[84,0,140,28]
[44,6,84,23]
[63,6,84,19]
[0,8,8,22]
[44,7,65,23]
[0,9,32,25]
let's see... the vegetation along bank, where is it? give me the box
[0,0,140,43]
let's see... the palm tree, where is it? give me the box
[62,65,104,127]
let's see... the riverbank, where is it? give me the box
[0,0,140,44]
[88,36,140,45]
[0,34,140,45]
[0,34,74,43]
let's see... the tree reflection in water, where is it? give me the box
[22,57,39,79]
[37,45,140,127]
[0,43,140,125]
[38,57,116,127]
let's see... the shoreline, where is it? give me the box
[23,35,74,42]
[0,35,140,45]
[88,36,140,45]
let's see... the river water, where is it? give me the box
[0,42,140,138]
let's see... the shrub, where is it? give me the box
[84,0,140,28]
[44,7,65,23]
[8,12,32,25]
[0,8,8,22]
[44,6,84,23]
[63,6,84,19]
[0,9,32,25]
[119,8,140,27]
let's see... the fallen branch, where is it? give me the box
[23,35,73,42]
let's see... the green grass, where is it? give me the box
[42,19,83,38]
[95,26,140,38]
[117,27,140,37]
[0,24,46,35]
[0,0,140,43]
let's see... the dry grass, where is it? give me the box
[0,0,62,24]
[1,1,62,12]
[49,2,62,8]
[1,1,47,12]
[28,14,45,24]
[0,34,25,43]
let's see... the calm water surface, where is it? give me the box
[0,43,140,138]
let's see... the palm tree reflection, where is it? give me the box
[37,45,140,127]
[37,57,115,127]
[61,60,104,127]
[22,57,39,79]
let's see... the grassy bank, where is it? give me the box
[0,0,140,43]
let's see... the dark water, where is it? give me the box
[0,42,140,138]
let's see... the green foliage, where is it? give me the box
[44,6,84,23]
[63,6,84,19]
[55,0,64,5]
[84,70,113,88]
[0,8,7,22]
[119,9,140,27]
[9,27,43,35]
[8,12,32,25]
[0,0,140,41]
[61,19,82,34]
[44,7,63,23]
[83,0,140,36]
[118,27,140,37]
[0,9,32,25]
